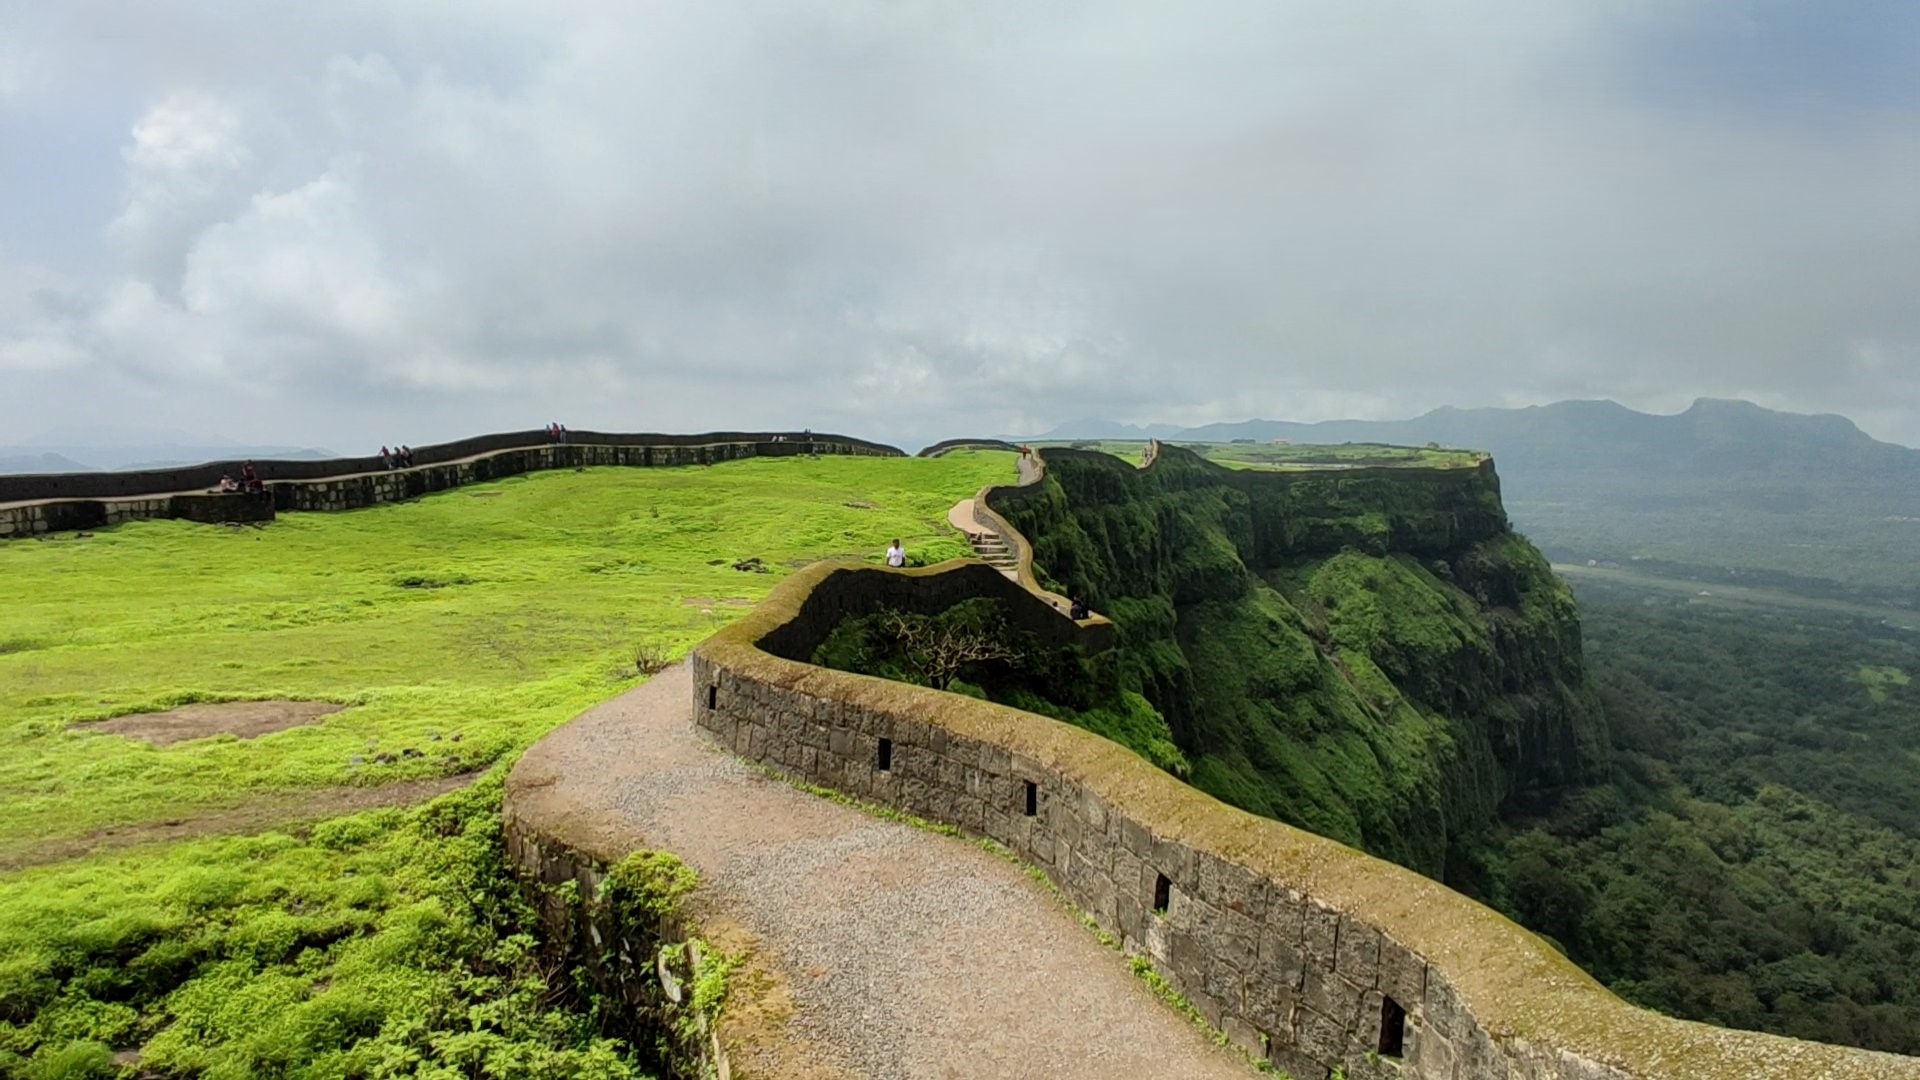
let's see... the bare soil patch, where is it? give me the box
[81,700,345,746]
[0,771,482,872]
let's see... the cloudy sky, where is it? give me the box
[2,1,1916,452]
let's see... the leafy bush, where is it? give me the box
[0,775,653,1078]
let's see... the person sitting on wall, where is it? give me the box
[217,474,239,493]
[379,446,392,469]
[1069,598,1090,620]
[399,445,414,468]
[886,538,907,568]
[241,462,263,493]
[558,425,568,445]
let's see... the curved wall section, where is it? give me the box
[0,429,900,504]
[1,432,897,539]
[691,561,1920,1080]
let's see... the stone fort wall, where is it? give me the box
[690,559,1920,1080]
[0,431,898,539]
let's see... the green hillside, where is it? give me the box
[993,446,1606,879]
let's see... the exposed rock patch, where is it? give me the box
[81,700,345,746]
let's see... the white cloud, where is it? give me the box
[0,0,1913,449]
[107,93,255,281]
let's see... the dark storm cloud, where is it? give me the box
[1,1,1915,451]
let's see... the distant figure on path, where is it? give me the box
[399,445,414,467]
[217,474,239,493]
[886,539,907,568]
[241,462,262,493]
[1069,598,1090,620]
[379,446,392,469]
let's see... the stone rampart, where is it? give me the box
[0,429,897,505]
[0,432,897,539]
[690,560,1920,1080]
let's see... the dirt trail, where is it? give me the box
[508,666,1255,1080]
[0,772,480,873]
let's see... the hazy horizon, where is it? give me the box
[5,3,1916,452]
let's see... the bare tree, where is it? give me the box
[880,609,1022,690]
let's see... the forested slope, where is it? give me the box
[1486,585,1920,1055]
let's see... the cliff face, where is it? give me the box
[991,446,1605,881]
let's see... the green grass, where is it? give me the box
[0,452,1010,858]
[0,451,1011,1075]
[1856,664,1911,704]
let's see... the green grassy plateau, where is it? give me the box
[0,452,1010,1078]
[1036,438,1485,471]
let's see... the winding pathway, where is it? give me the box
[506,665,1254,1079]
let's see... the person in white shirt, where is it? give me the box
[886,539,907,568]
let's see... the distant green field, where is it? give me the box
[0,451,1010,1076]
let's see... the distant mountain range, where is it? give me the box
[0,425,338,474]
[1026,399,1920,597]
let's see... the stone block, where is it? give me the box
[1264,1042,1327,1080]
[1150,836,1197,891]
[1186,986,1223,1029]
[1222,1016,1266,1061]
[1336,917,1382,988]
[1295,1004,1350,1067]
[1380,939,1427,1011]
[1304,902,1340,970]
[1460,1025,1513,1080]
[1218,860,1268,920]
[1423,971,1465,1039]
[1115,891,1145,942]
[1244,960,1300,1034]
[1216,905,1258,977]
[1408,1021,1456,1080]
[1080,789,1109,833]
[1116,815,1154,859]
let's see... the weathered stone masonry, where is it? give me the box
[691,560,1920,1080]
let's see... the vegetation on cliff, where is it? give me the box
[990,446,1605,878]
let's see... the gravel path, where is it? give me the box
[508,665,1255,1080]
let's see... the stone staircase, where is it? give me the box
[967,531,1019,579]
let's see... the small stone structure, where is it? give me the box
[508,828,732,1080]
[0,431,898,540]
[689,559,1920,1080]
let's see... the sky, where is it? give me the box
[2,1,1916,453]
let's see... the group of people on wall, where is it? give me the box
[215,462,264,494]
[379,446,415,469]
